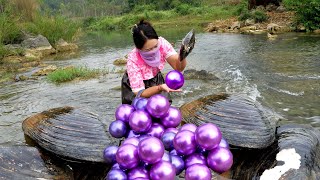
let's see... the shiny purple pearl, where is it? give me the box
[109,120,127,138]
[116,144,139,169]
[160,107,182,128]
[127,166,149,180]
[146,94,170,118]
[103,146,118,164]
[171,155,185,175]
[185,164,212,180]
[129,110,152,133]
[138,134,149,141]
[126,129,140,138]
[122,137,140,147]
[161,152,172,162]
[111,163,121,170]
[173,130,197,156]
[161,132,176,151]
[169,149,178,156]
[149,161,175,180]
[146,123,165,139]
[132,97,142,109]
[135,98,148,111]
[105,169,127,180]
[164,127,179,134]
[180,123,197,133]
[207,147,233,173]
[138,137,164,164]
[115,104,135,123]
[165,70,184,90]
[195,123,222,150]
[219,138,230,148]
[185,153,207,168]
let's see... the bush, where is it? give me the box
[0,13,22,44]
[175,4,192,15]
[47,66,100,83]
[238,9,268,23]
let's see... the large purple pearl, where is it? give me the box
[195,123,222,150]
[149,161,175,180]
[185,164,212,180]
[146,94,170,118]
[161,152,172,162]
[160,107,182,128]
[126,129,140,138]
[105,169,127,180]
[207,147,233,173]
[161,132,176,151]
[180,123,197,133]
[171,155,185,175]
[164,127,179,134]
[173,130,196,156]
[127,166,149,180]
[135,98,148,111]
[122,137,140,147]
[115,104,135,123]
[138,137,164,164]
[109,120,127,138]
[219,138,230,148]
[129,110,152,133]
[184,153,207,168]
[103,146,118,164]
[146,123,165,139]
[116,144,139,169]
[165,70,184,90]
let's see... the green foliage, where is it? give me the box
[175,4,192,15]
[47,66,100,83]
[283,0,320,31]
[239,9,268,23]
[0,13,22,44]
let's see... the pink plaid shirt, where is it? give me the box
[126,37,177,92]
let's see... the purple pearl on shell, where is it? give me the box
[161,152,172,162]
[165,70,184,90]
[109,120,127,138]
[219,138,230,148]
[122,137,140,147]
[116,144,139,170]
[146,94,170,118]
[161,132,176,151]
[115,104,135,123]
[127,166,149,180]
[171,155,185,175]
[160,107,182,128]
[207,147,233,173]
[149,161,175,180]
[173,130,197,156]
[146,123,165,139]
[185,164,212,180]
[135,98,148,111]
[126,129,140,138]
[106,169,127,180]
[180,123,197,133]
[195,123,222,150]
[132,97,142,108]
[103,146,118,164]
[129,110,152,133]
[163,127,179,134]
[138,137,164,164]
[184,153,207,168]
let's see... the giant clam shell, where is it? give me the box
[180,93,277,148]
[22,106,119,162]
[179,29,195,60]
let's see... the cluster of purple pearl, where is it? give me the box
[104,94,233,180]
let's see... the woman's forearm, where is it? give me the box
[135,85,162,98]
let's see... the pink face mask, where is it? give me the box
[139,44,161,67]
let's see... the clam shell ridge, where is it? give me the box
[22,106,118,162]
[180,93,277,149]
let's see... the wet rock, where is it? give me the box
[22,35,56,58]
[2,56,23,64]
[276,5,286,13]
[180,93,277,148]
[267,23,280,33]
[206,23,220,32]
[245,19,255,26]
[22,106,119,163]
[113,58,127,66]
[313,29,320,34]
[55,39,78,52]
[240,25,258,32]
[15,75,29,81]
[183,69,219,81]
[231,21,241,30]
[32,65,57,76]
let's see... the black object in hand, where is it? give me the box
[179,29,195,61]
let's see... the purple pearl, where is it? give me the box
[169,149,178,156]
[115,104,135,123]
[138,137,164,164]
[161,132,176,151]
[207,147,233,173]
[149,161,175,180]
[146,94,170,118]
[109,120,127,138]
[180,123,197,133]
[185,164,211,180]
[105,169,127,180]
[129,110,152,133]
[146,123,165,139]
[171,155,185,175]
[219,138,230,148]
[103,146,118,164]
[163,127,179,134]
[138,134,149,141]
[122,137,140,147]
[135,98,148,111]
[184,153,207,168]
[111,163,121,170]
[195,123,222,150]
[132,97,142,109]
[160,107,182,128]
[126,129,140,138]
[173,130,196,156]
[127,166,149,179]
[165,70,184,90]
[116,144,139,169]
[161,152,172,162]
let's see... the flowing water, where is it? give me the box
[0,29,319,146]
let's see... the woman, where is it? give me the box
[121,20,187,104]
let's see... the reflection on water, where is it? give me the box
[0,30,319,145]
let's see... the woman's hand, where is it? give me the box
[159,84,182,93]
